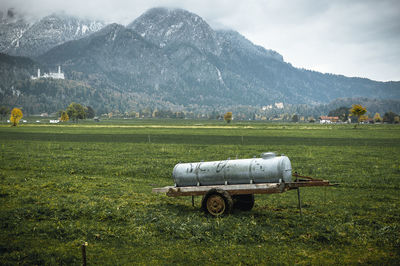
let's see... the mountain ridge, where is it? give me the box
[0,7,399,116]
[0,12,104,57]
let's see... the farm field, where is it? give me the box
[0,121,399,265]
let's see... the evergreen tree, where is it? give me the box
[328,106,350,122]
[85,106,95,119]
[383,111,398,124]
[0,106,10,120]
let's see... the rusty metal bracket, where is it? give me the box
[292,172,323,182]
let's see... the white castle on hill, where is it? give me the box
[31,66,65,80]
[261,102,284,111]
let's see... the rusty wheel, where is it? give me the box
[201,189,233,217]
[207,194,226,215]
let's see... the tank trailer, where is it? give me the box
[153,152,332,216]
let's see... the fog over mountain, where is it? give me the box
[0,7,399,116]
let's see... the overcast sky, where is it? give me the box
[2,0,399,81]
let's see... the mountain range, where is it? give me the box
[0,7,399,116]
[0,10,104,57]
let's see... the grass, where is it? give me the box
[0,121,399,265]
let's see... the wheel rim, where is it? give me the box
[207,195,225,216]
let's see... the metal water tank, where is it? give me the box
[173,152,292,187]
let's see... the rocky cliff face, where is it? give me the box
[0,12,104,57]
[128,8,221,55]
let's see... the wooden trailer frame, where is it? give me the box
[153,173,334,216]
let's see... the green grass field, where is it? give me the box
[1,121,399,265]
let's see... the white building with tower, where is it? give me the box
[31,66,65,80]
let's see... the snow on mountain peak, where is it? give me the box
[0,13,105,57]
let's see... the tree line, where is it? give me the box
[328,105,399,124]
[58,103,96,122]
[1,103,399,124]
[0,102,96,124]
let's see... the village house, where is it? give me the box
[319,116,339,124]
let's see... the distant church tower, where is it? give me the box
[37,68,40,78]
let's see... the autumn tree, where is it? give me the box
[350,104,367,124]
[60,111,69,122]
[224,112,233,123]
[66,102,86,122]
[359,115,369,123]
[373,113,382,123]
[10,108,23,126]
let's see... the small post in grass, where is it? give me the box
[148,134,151,143]
[192,195,195,207]
[81,242,88,266]
[297,188,303,220]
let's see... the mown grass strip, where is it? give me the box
[1,131,399,147]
